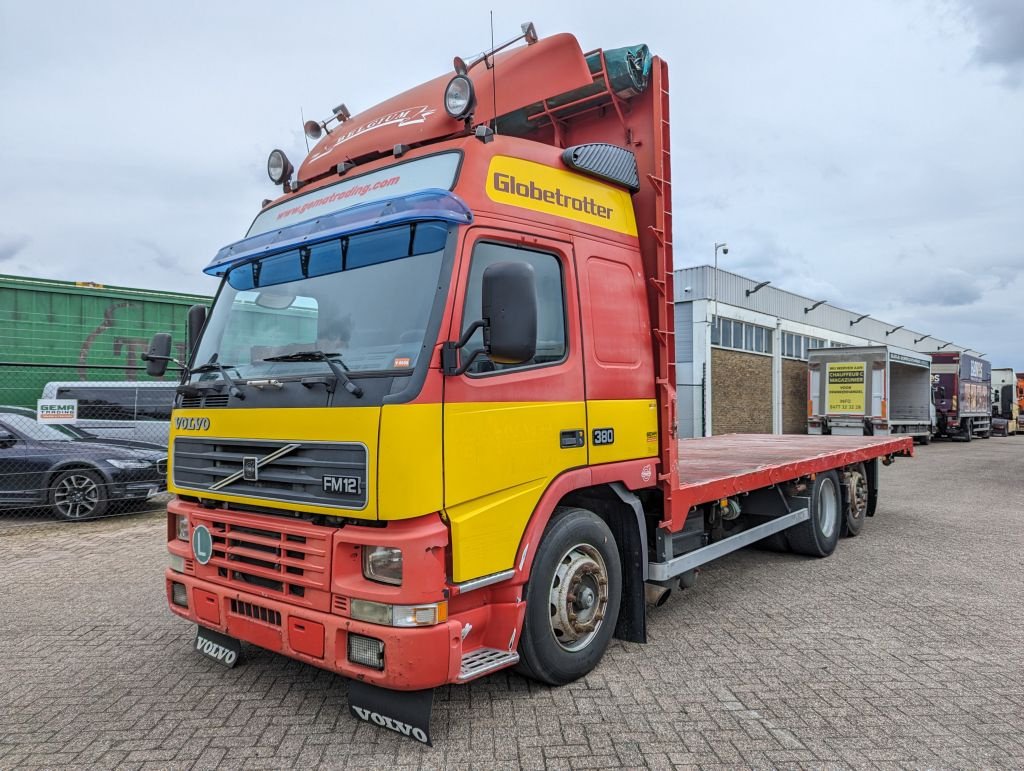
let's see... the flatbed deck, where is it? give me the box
[668,433,914,529]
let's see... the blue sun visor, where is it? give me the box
[205,189,473,277]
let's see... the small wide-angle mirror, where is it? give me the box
[255,288,297,310]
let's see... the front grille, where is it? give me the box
[173,438,367,510]
[230,598,281,626]
[192,511,332,611]
[179,392,231,409]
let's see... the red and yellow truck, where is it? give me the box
[147,26,912,743]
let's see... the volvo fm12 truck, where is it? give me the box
[146,26,913,743]
[931,351,991,440]
[807,346,933,443]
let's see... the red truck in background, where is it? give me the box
[148,25,913,743]
[931,352,992,441]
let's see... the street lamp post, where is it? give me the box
[713,242,728,334]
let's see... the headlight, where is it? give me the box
[444,75,476,120]
[349,598,447,627]
[362,545,403,585]
[106,458,152,469]
[175,514,189,541]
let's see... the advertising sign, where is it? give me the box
[37,399,77,424]
[826,362,866,413]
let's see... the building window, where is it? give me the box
[712,316,772,355]
[781,332,826,360]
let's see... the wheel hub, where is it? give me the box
[848,471,868,519]
[549,544,609,651]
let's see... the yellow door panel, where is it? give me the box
[587,399,659,466]
[444,400,587,582]
[377,403,443,520]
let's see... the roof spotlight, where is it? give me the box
[444,75,476,121]
[267,149,293,186]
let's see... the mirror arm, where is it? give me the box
[442,319,487,376]
[141,353,184,368]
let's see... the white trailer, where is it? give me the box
[808,346,933,443]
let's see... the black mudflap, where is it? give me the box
[348,680,434,745]
[195,626,242,668]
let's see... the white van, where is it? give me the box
[40,381,176,445]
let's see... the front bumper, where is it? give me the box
[166,570,462,690]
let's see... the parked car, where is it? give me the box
[0,406,167,520]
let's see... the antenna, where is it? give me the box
[300,108,310,153]
[490,11,498,134]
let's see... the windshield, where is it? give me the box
[191,221,451,381]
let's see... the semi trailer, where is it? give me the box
[807,345,933,443]
[148,26,913,743]
[931,352,991,441]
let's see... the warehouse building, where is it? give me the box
[674,266,983,438]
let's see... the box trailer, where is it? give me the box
[808,346,933,443]
[991,367,1019,436]
[931,352,991,440]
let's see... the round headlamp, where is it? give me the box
[267,149,293,185]
[444,75,476,121]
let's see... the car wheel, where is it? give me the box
[516,507,621,686]
[50,469,108,521]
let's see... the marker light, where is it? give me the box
[267,149,293,185]
[444,75,476,120]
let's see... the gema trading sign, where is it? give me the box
[826,362,866,413]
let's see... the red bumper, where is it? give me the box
[166,569,462,690]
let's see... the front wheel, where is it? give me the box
[516,507,622,686]
[788,470,842,557]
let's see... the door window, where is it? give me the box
[460,242,567,375]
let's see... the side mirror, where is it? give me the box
[441,260,538,376]
[0,429,16,447]
[187,305,208,360]
[142,333,172,377]
[482,261,537,365]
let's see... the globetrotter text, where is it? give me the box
[492,172,615,220]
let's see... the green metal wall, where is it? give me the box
[0,275,213,408]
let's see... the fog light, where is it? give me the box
[169,553,185,573]
[171,581,188,608]
[348,633,384,670]
[444,74,476,120]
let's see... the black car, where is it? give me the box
[0,406,167,521]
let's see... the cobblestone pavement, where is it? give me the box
[1,439,1022,770]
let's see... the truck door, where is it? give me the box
[443,229,586,583]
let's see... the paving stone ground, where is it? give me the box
[1,439,1022,770]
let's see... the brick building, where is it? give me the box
[674,266,983,438]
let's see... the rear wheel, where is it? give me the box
[963,419,973,442]
[788,471,842,557]
[49,469,108,521]
[840,464,868,538]
[516,507,622,686]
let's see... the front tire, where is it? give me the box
[516,507,622,686]
[49,469,108,521]
[788,471,842,557]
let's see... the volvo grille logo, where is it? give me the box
[209,443,301,491]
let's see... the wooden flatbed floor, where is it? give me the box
[669,433,914,527]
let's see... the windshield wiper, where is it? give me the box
[189,355,246,400]
[261,351,364,398]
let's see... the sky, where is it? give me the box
[1,0,1022,367]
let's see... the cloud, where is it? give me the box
[0,235,30,263]
[960,0,1024,83]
